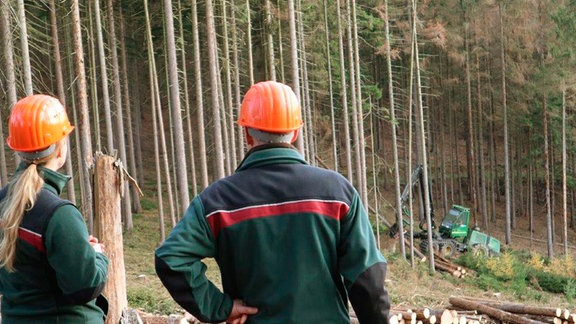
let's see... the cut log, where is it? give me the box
[438,309,453,324]
[449,296,547,324]
[461,297,564,319]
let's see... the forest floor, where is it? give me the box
[123,167,576,322]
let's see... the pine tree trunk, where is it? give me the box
[50,0,76,203]
[118,6,142,214]
[205,0,225,180]
[163,0,190,203]
[562,85,568,255]
[500,3,512,245]
[336,1,353,182]
[17,0,32,95]
[72,0,94,230]
[220,0,237,168]
[106,0,133,229]
[191,0,209,188]
[381,0,405,260]
[288,0,304,154]
[323,0,338,171]
[543,96,554,259]
[265,0,276,81]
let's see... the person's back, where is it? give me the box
[202,146,372,323]
[155,81,390,324]
[0,95,109,323]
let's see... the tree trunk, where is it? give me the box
[118,5,142,214]
[220,0,237,168]
[72,0,94,230]
[17,0,32,95]
[164,0,190,203]
[500,3,512,245]
[543,95,553,259]
[106,0,133,229]
[380,0,405,260]
[449,297,547,324]
[562,86,568,255]
[190,0,209,188]
[206,0,225,180]
[265,0,276,81]
[350,0,368,207]
[288,0,304,154]
[323,0,338,171]
[49,0,76,203]
[336,0,353,181]
[0,1,14,181]
[93,153,128,324]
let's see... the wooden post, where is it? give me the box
[93,153,128,324]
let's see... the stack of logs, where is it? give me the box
[403,239,475,279]
[370,297,575,324]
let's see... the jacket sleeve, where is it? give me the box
[155,197,233,323]
[338,192,391,324]
[44,205,109,304]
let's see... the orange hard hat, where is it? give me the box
[237,81,302,132]
[7,94,75,152]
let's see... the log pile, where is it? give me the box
[403,239,475,279]
[378,297,575,324]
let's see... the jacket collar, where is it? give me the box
[16,162,71,196]
[236,144,308,172]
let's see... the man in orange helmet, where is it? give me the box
[156,81,390,324]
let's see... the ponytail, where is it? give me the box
[0,141,62,272]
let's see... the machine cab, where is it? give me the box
[439,205,470,240]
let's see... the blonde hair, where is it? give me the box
[0,142,61,272]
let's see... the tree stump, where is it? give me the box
[94,153,128,324]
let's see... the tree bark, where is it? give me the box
[449,297,547,324]
[72,0,94,230]
[93,153,128,324]
[163,0,190,203]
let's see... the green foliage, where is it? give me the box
[529,270,571,294]
[565,279,576,303]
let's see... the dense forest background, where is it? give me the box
[1,0,576,266]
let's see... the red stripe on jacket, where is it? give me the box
[18,227,46,253]
[206,199,350,239]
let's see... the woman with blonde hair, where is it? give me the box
[0,94,109,323]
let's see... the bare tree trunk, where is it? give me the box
[297,0,313,163]
[72,0,94,230]
[323,0,338,171]
[0,0,15,183]
[500,4,511,245]
[94,0,114,153]
[205,0,225,180]
[93,154,127,324]
[231,4,244,160]
[562,85,568,256]
[17,0,32,94]
[411,0,434,273]
[164,0,190,203]
[336,1,352,181]
[346,0,361,191]
[350,0,368,207]
[265,0,276,81]
[191,0,209,188]
[288,0,304,154]
[464,20,478,226]
[86,1,102,152]
[118,5,142,214]
[380,0,405,260]
[144,0,176,230]
[220,0,237,168]
[477,55,488,229]
[49,0,76,204]
[543,96,553,259]
[106,0,132,229]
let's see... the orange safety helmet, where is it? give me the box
[237,81,303,133]
[7,94,75,153]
